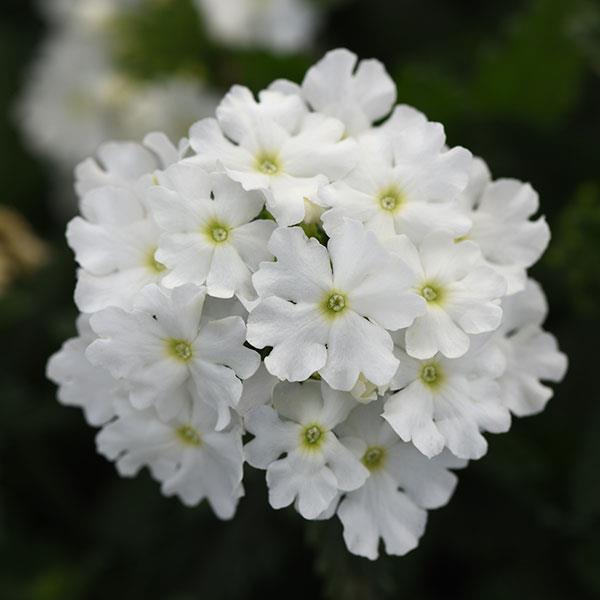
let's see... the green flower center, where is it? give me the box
[419,281,444,304]
[211,226,229,243]
[377,186,404,213]
[362,446,386,471]
[322,291,349,318]
[419,362,444,389]
[176,424,202,447]
[301,424,325,450]
[256,153,281,176]
[328,294,346,312]
[167,339,193,362]
[203,220,231,244]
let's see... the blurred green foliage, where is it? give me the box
[1,0,599,599]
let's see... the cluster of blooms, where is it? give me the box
[48,49,567,559]
[17,0,217,171]
[193,0,319,53]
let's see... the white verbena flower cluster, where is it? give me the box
[193,0,319,53]
[17,0,218,170]
[48,49,568,560]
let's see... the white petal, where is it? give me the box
[252,226,332,302]
[247,298,329,382]
[321,311,398,391]
[383,382,445,458]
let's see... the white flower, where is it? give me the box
[388,232,506,360]
[46,47,567,554]
[97,393,244,518]
[87,284,260,428]
[148,165,276,299]
[456,158,550,294]
[383,337,511,459]
[333,402,466,559]
[272,48,397,137]
[75,132,185,198]
[188,88,358,226]
[215,85,308,142]
[16,30,117,168]
[17,20,214,173]
[493,279,568,416]
[244,381,368,519]
[319,113,472,243]
[247,220,425,390]
[194,0,319,53]
[67,184,166,313]
[46,314,121,426]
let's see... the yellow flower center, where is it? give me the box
[255,153,281,176]
[419,281,445,304]
[167,339,193,362]
[300,423,325,450]
[362,446,386,471]
[419,362,444,389]
[203,220,231,245]
[322,291,349,318]
[377,186,404,213]
[176,424,202,447]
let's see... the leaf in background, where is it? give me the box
[473,0,586,128]
[546,182,600,316]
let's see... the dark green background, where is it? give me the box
[1,0,599,598]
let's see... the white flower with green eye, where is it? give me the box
[67,184,168,313]
[387,231,506,360]
[86,284,260,429]
[271,48,397,137]
[456,158,551,295]
[46,314,122,427]
[332,402,466,560]
[493,279,568,416]
[246,219,426,391]
[187,88,358,226]
[147,164,276,300]
[97,392,244,518]
[319,117,472,243]
[46,47,567,556]
[383,338,511,460]
[244,380,368,519]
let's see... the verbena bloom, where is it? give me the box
[457,157,551,294]
[74,132,185,198]
[244,381,369,519]
[334,403,466,559]
[319,109,472,242]
[383,337,511,459]
[47,47,567,557]
[388,231,506,360]
[247,219,425,390]
[67,184,166,313]
[148,165,276,299]
[188,87,358,226]
[46,314,121,426]
[493,279,568,416]
[98,393,244,517]
[87,284,259,428]
[271,48,397,136]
